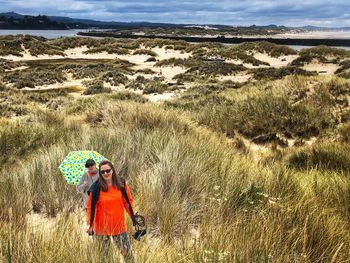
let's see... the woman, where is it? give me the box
[87,160,135,262]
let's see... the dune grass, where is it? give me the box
[1,97,350,262]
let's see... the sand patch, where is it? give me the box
[27,212,58,235]
[5,65,29,72]
[21,78,85,92]
[151,47,191,60]
[145,92,178,102]
[0,46,117,61]
[218,73,252,83]
[159,66,187,80]
[302,63,339,75]
[117,54,150,65]
[253,53,299,68]
[64,46,116,59]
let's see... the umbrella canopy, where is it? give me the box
[59,151,106,185]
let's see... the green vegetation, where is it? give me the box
[291,45,350,66]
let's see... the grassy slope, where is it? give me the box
[1,94,350,262]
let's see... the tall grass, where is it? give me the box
[1,99,350,262]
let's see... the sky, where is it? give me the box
[1,0,350,27]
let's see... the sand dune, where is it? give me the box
[302,63,339,75]
[218,73,252,83]
[253,53,299,68]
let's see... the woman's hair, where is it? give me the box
[98,160,122,192]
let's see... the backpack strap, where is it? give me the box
[120,181,137,225]
[88,181,101,227]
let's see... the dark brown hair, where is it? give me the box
[98,160,122,192]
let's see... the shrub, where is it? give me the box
[292,45,350,65]
[0,36,24,56]
[23,40,65,56]
[126,75,148,90]
[3,67,66,88]
[143,80,168,94]
[133,49,158,56]
[145,57,157,62]
[0,82,6,91]
[48,37,99,49]
[0,58,24,72]
[239,41,297,57]
[83,80,111,95]
[186,61,246,76]
[100,71,129,86]
[84,44,130,55]
[136,68,156,74]
[251,67,316,80]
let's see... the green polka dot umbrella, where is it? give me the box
[59,151,107,185]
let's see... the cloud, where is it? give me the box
[0,0,349,27]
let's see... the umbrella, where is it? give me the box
[59,151,106,185]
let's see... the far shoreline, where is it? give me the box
[78,31,350,47]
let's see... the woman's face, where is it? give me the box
[100,164,113,181]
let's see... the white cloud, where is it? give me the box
[0,0,349,27]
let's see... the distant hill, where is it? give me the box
[0,12,292,30]
[0,12,240,30]
[0,13,68,29]
[294,25,350,31]
[1,12,349,31]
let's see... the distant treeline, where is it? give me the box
[78,31,350,47]
[0,15,68,30]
